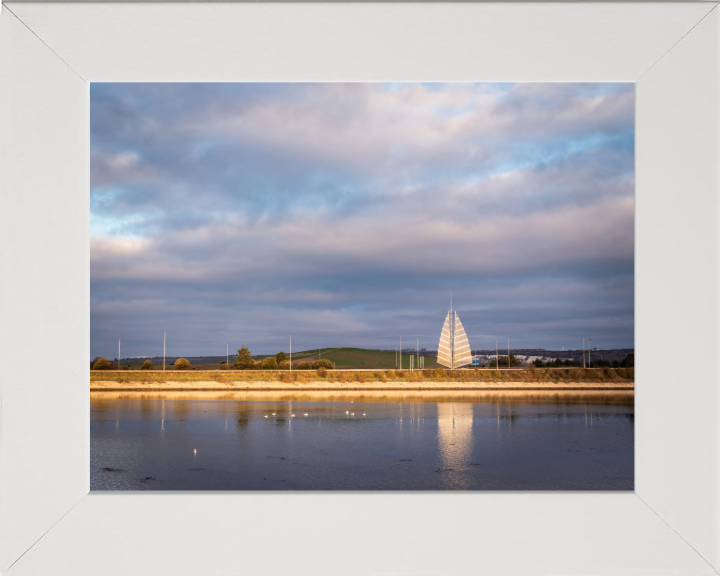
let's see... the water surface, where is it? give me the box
[91,390,634,490]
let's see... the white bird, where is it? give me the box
[193,449,197,454]
[304,413,308,416]
[346,411,349,414]
[264,415,268,418]
[291,414,295,417]
[272,413,276,416]
[363,413,366,416]
[351,413,355,416]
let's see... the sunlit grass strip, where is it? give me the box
[91,367,633,384]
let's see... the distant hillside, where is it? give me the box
[283,347,439,369]
[111,348,438,370]
[110,347,632,370]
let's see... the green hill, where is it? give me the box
[287,347,439,369]
[107,347,439,370]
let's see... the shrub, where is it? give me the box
[92,357,112,370]
[234,346,255,370]
[254,360,263,369]
[278,360,290,370]
[386,370,396,379]
[357,373,366,383]
[296,361,311,370]
[317,367,328,378]
[174,358,191,370]
[312,359,333,370]
[140,360,153,370]
[261,357,278,370]
[276,351,288,364]
[495,354,522,367]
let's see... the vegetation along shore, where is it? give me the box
[91,367,634,391]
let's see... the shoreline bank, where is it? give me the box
[91,380,633,392]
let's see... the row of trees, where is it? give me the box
[531,353,634,369]
[92,357,188,370]
[233,346,331,370]
[532,358,582,368]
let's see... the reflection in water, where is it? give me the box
[437,404,474,477]
[91,390,633,491]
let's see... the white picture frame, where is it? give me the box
[1,2,718,574]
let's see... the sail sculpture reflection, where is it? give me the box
[437,310,473,369]
[437,403,474,475]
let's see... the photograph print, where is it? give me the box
[90,82,634,490]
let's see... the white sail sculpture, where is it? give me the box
[437,310,473,369]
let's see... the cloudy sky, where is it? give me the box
[91,82,634,358]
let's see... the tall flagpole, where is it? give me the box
[118,339,121,370]
[290,334,292,371]
[163,331,166,372]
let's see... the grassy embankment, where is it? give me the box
[91,366,634,389]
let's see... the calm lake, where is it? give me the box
[91,390,634,491]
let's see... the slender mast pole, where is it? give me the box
[450,293,453,370]
[163,331,166,372]
[583,337,585,368]
[118,339,121,370]
[290,334,292,371]
[400,336,402,370]
[508,339,510,369]
[496,337,499,370]
[227,343,228,370]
